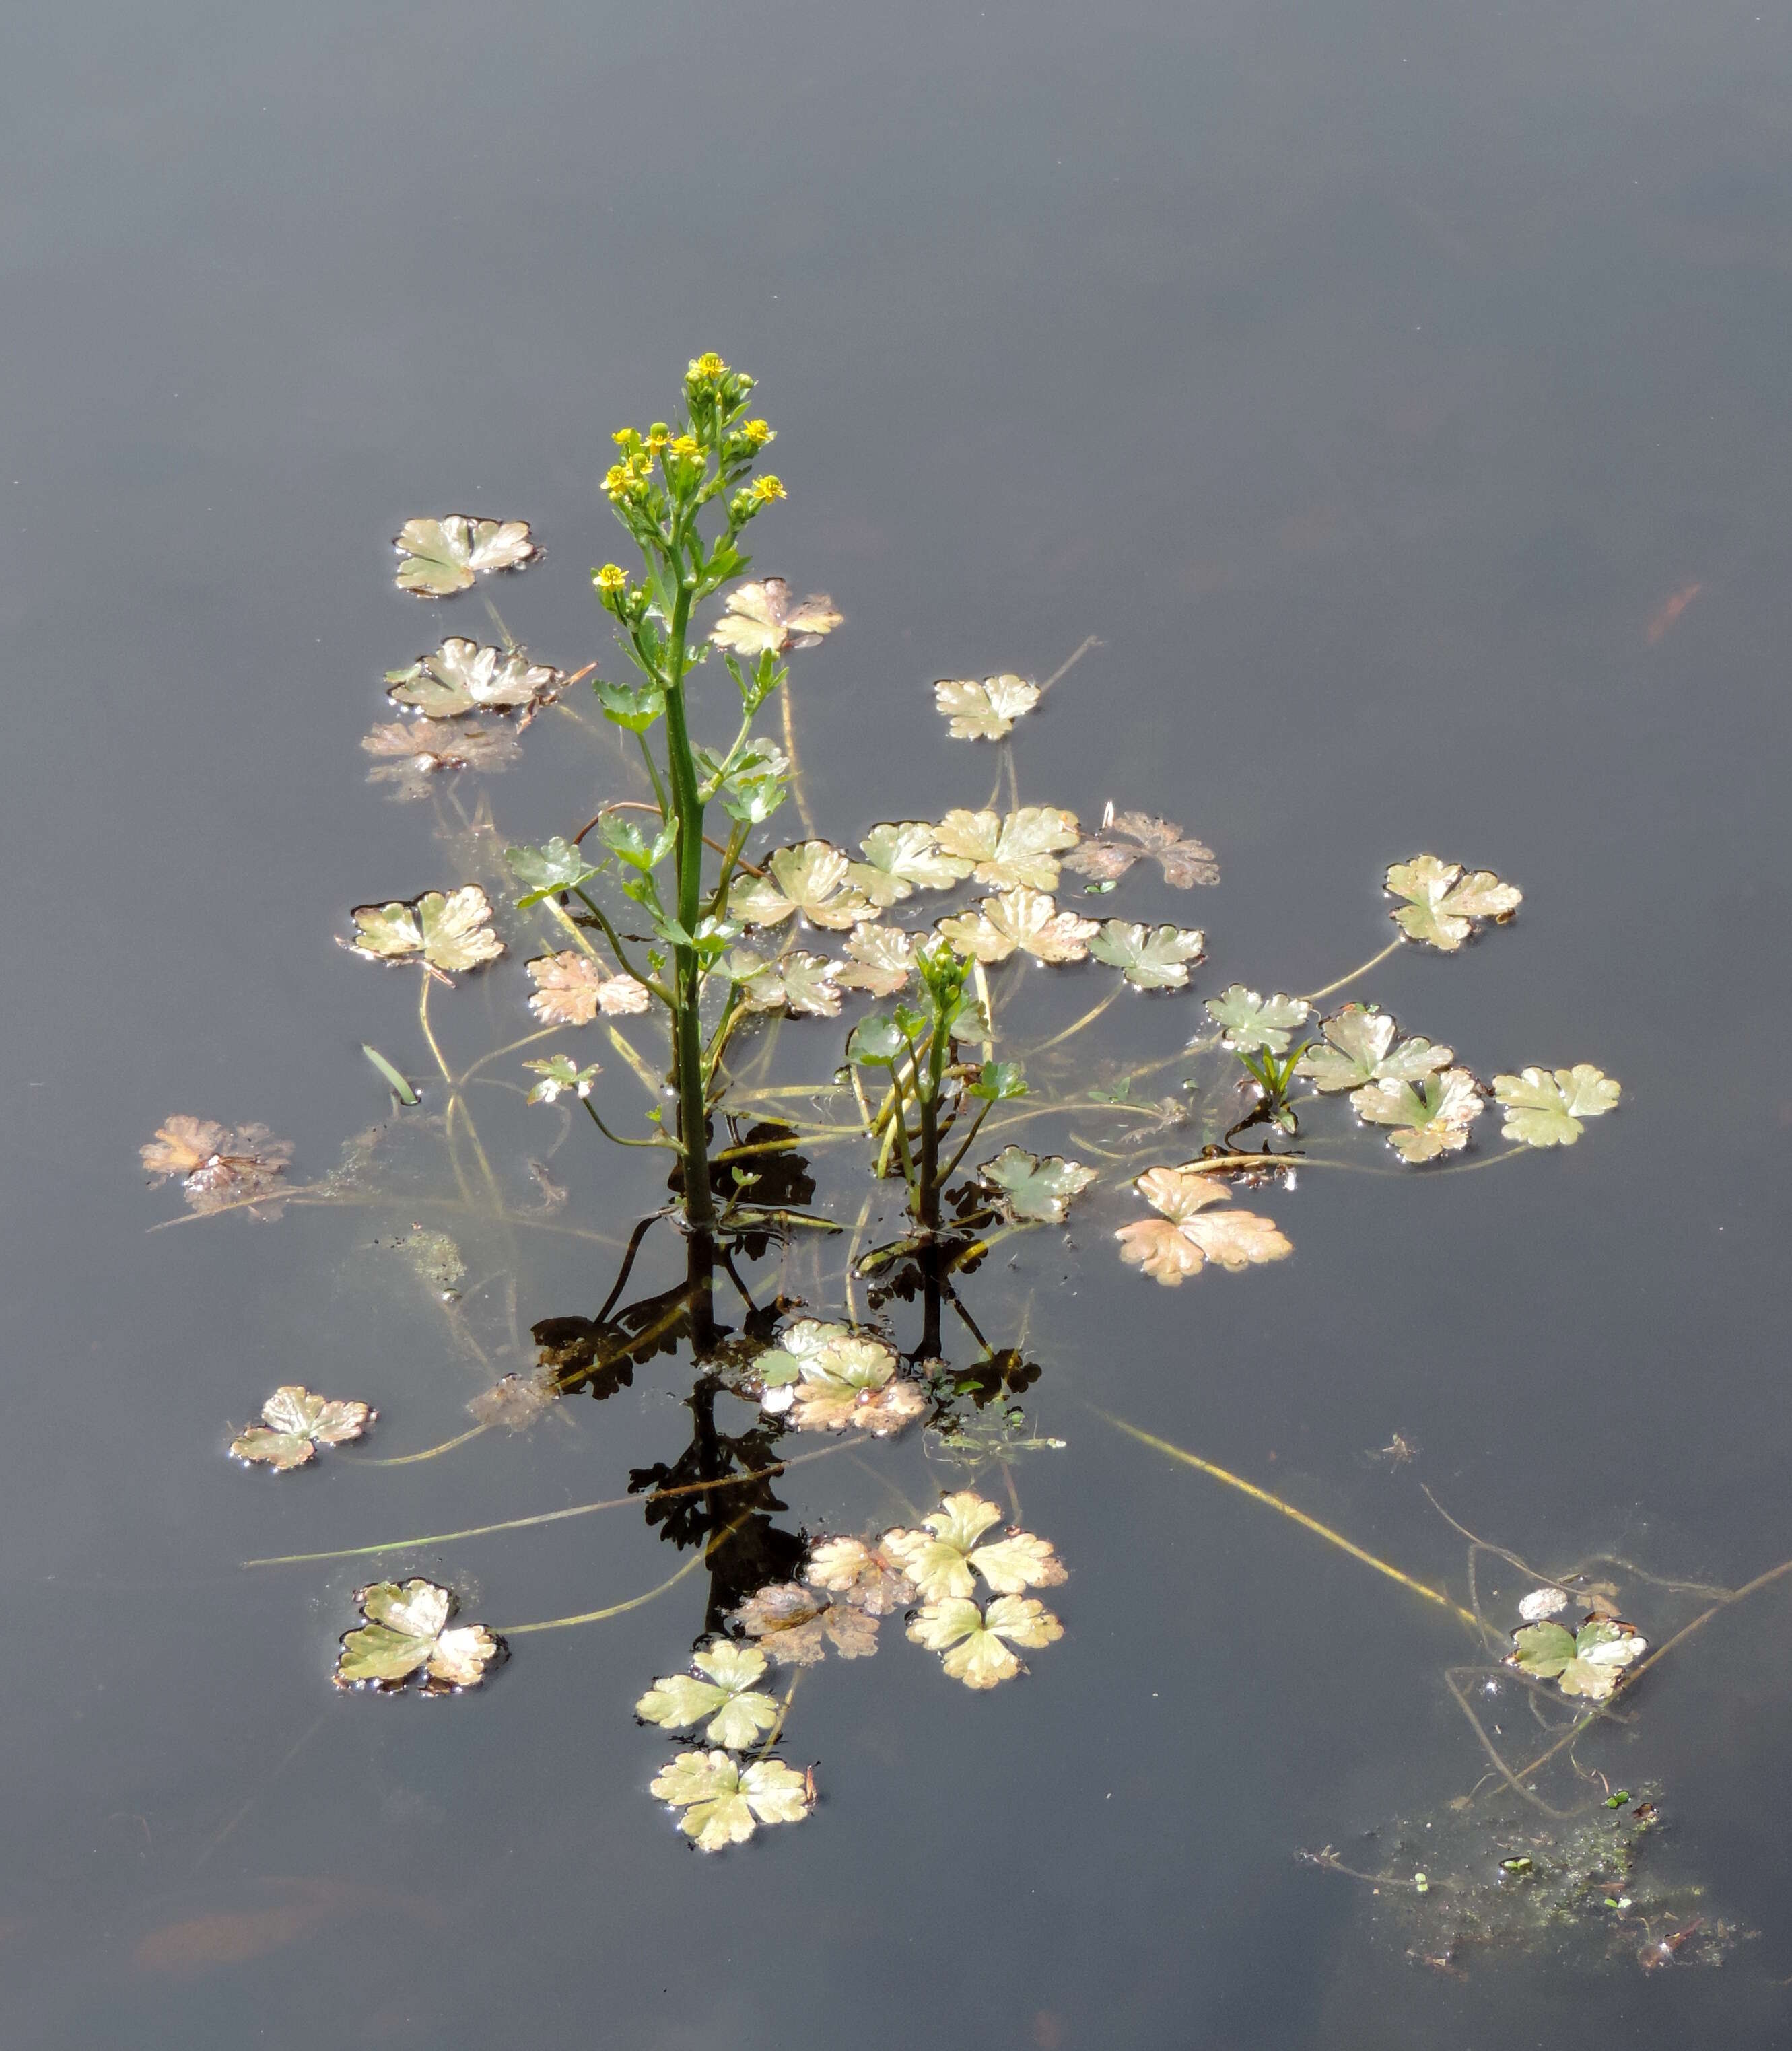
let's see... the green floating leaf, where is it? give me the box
[1204,984,1311,1054]
[1509,1615,1647,1702]
[726,948,843,1019]
[907,1594,1064,1688]
[1115,1165,1292,1284]
[1352,1067,1484,1162]
[361,718,520,798]
[847,822,973,905]
[761,1330,924,1435]
[636,1641,780,1750]
[526,951,651,1025]
[936,888,1099,965]
[1089,919,1206,991]
[729,842,875,931]
[1492,1065,1622,1148]
[649,1749,812,1852]
[524,1055,600,1105]
[882,1492,1067,1603]
[504,835,599,907]
[932,806,1081,891]
[231,1385,375,1469]
[708,578,841,657]
[975,1146,1095,1224]
[1385,855,1522,952]
[141,1115,292,1217]
[392,516,538,597]
[334,1578,504,1692]
[730,1580,878,1664]
[1062,807,1219,889]
[1294,1004,1452,1093]
[969,1059,1027,1103]
[386,637,560,717]
[934,674,1039,741]
[347,887,504,980]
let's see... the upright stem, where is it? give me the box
[660,580,716,1240]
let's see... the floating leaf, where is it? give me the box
[504,836,599,907]
[1509,1615,1647,1702]
[1352,1067,1484,1162]
[649,1749,812,1852]
[726,948,843,1018]
[730,1581,878,1664]
[385,638,561,717]
[334,1579,503,1692]
[1385,856,1522,952]
[141,1116,293,1217]
[907,1594,1064,1688]
[934,674,1039,741]
[932,807,1081,892]
[752,1317,854,1393]
[1115,1166,1293,1285]
[1062,808,1219,889]
[361,719,520,798]
[1492,1066,1622,1148]
[975,1146,1096,1225]
[467,1368,559,1430]
[347,887,504,979]
[1519,1587,1572,1623]
[728,842,874,930]
[1293,1004,1453,1093]
[524,1055,600,1104]
[637,1642,781,1750]
[231,1385,374,1469]
[392,516,538,597]
[936,889,1099,965]
[804,1536,916,1616]
[1204,984,1311,1054]
[709,578,842,657]
[883,1492,1003,1601]
[525,951,651,1024]
[834,922,916,997]
[780,1333,924,1434]
[846,821,973,905]
[1089,919,1206,991]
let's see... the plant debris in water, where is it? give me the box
[141,1116,292,1217]
[386,638,561,718]
[467,1367,559,1430]
[730,1581,879,1663]
[392,516,539,596]
[333,1579,504,1692]
[650,1749,813,1851]
[1491,1065,1622,1147]
[1115,1166,1293,1284]
[346,887,505,979]
[1385,856,1522,952]
[230,1385,375,1469]
[1063,806,1220,889]
[759,1329,924,1434]
[934,673,1039,740]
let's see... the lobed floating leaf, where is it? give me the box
[231,1385,374,1469]
[709,578,841,657]
[728,841,876,931]
[1063,807,1219,889]
[1492,1065,1622,1148]
[1509,1615,1647,1702]
[975,1146,1095,1225]
[731,1581,878,1665]
[847,822,973,905]
[764,1331,924,1434]
[803,1536,916,1616]
[649,1749,812,1852]
[1089,919,1206,991]
[883,1492,1066,1605]
[1352,1067,1484,1162]
[934,674,1039,741]
[526,950,651,1025]
[386,637,560,717]
[1294,1004,1452,1093]
[393,516,539,597]
[726,948,843,1019]
[504,835,600,907]
[907,1594,1064,1689]
[932,806,1081,892]
[334,1579,503,1693]
[1204,985,1311,1054]
[637,1642,780,1750]
[524,1055,600,1104]
[1385,855,1522,952]
[936,888,1099,965]
[141,1116,293,1218]
[347,887,504,979]
[834,922,916,996]
[362,718,520,798]
[1115,1166,1292,1285]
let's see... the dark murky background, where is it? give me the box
[5,1,1791,2042]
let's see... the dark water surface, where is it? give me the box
[5,1,1791,2043]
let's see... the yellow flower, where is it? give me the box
[601,464,630,499]
[689,352,728,382]
[742,419,773,450]
[751,475,786,505]
[611,427,634,447]
[595,563,627,593]
[667,433,703,465]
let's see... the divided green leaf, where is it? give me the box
[393,516,539,596]
[975,1146,1095,1224]
[525,950,651,1024]
[932,807,1081,891]
[848,821,975,904]
[649,1749,812,1851]
[727,948,843,1018]
[334,1578,503,1692]
[1115,1164,1293,1284]
[1089,919,1206,990]
[934,674,1039,740]
[231,1385,374,1469]
[728,841,876,930]
[347,887,504,979]
[1509,1615,1647,1702]
[636,1642,780,1750]
[524,1054,600,1104]
[1352,1067,1484,1162]
[906,1594,1064,1688]
[1492,1065,1622,1147]
[936,888,1099,965]
[386,637,560,717]
[1385,855,1522,952]
[1293,1004,1453,1093]
[1204,984,1311,1053]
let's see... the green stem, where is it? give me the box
[661,576,716,1232]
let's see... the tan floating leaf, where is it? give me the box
[834,922,916,996]
[936,888,1099,965]
[934,674,1040,741]
[933,806,1081,891]
[524,950,650,1024]
[1385,855,1522,952]
[709,578,842,657]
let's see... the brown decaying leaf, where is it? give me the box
[803,1535,918,1615]
[361,718,520,799]
[524,950,650,1024]
[1115,1165,1292,1285]
[467,1368,561,1430]
[730,1581,880,1664]
[1063,807,1219,889]
[141,1115,292,1217]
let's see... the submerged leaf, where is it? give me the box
[1294,1005,1452,1093]
[1352,1067,1484,1162]
[334,1579,502,1692]
[848,822,973,905]
[804,1536,916,1615]
[1519,1587,1572,1623]
[1115,1166,1293,1284]
[386,637,560,717]
[731,1581,879,1665]
[141,1116,293,1217]
[467,1367,559,1430]
[348,887,504,978]
[231,1385,374,1469]
[525,950,651,1025]
[728,841,875,930]
[709,578,841,657]
[932,807,1081,891]
[975,1146,1096,1225]
[1492,1066,1622,1148]
[907,1594,1064,1688]
[1385,856,1522,952]
[936,888,1099,965]
[392,516,538,596]
[934,674,1040,741]
[833,922,916,997]
[1089,919,1206,991]
[649,1749,812,1851]
[524,1054,600,1104]
[1509,1615,1647,1702]
[637,1642,780,1750]
[726,948,843,1018]
[1204,985,1311,1054]
[1063,808,1219,889]
[361,718,520,798]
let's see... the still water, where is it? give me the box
[4,1,1790,2043]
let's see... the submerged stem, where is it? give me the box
[1300,937,1404,1007]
